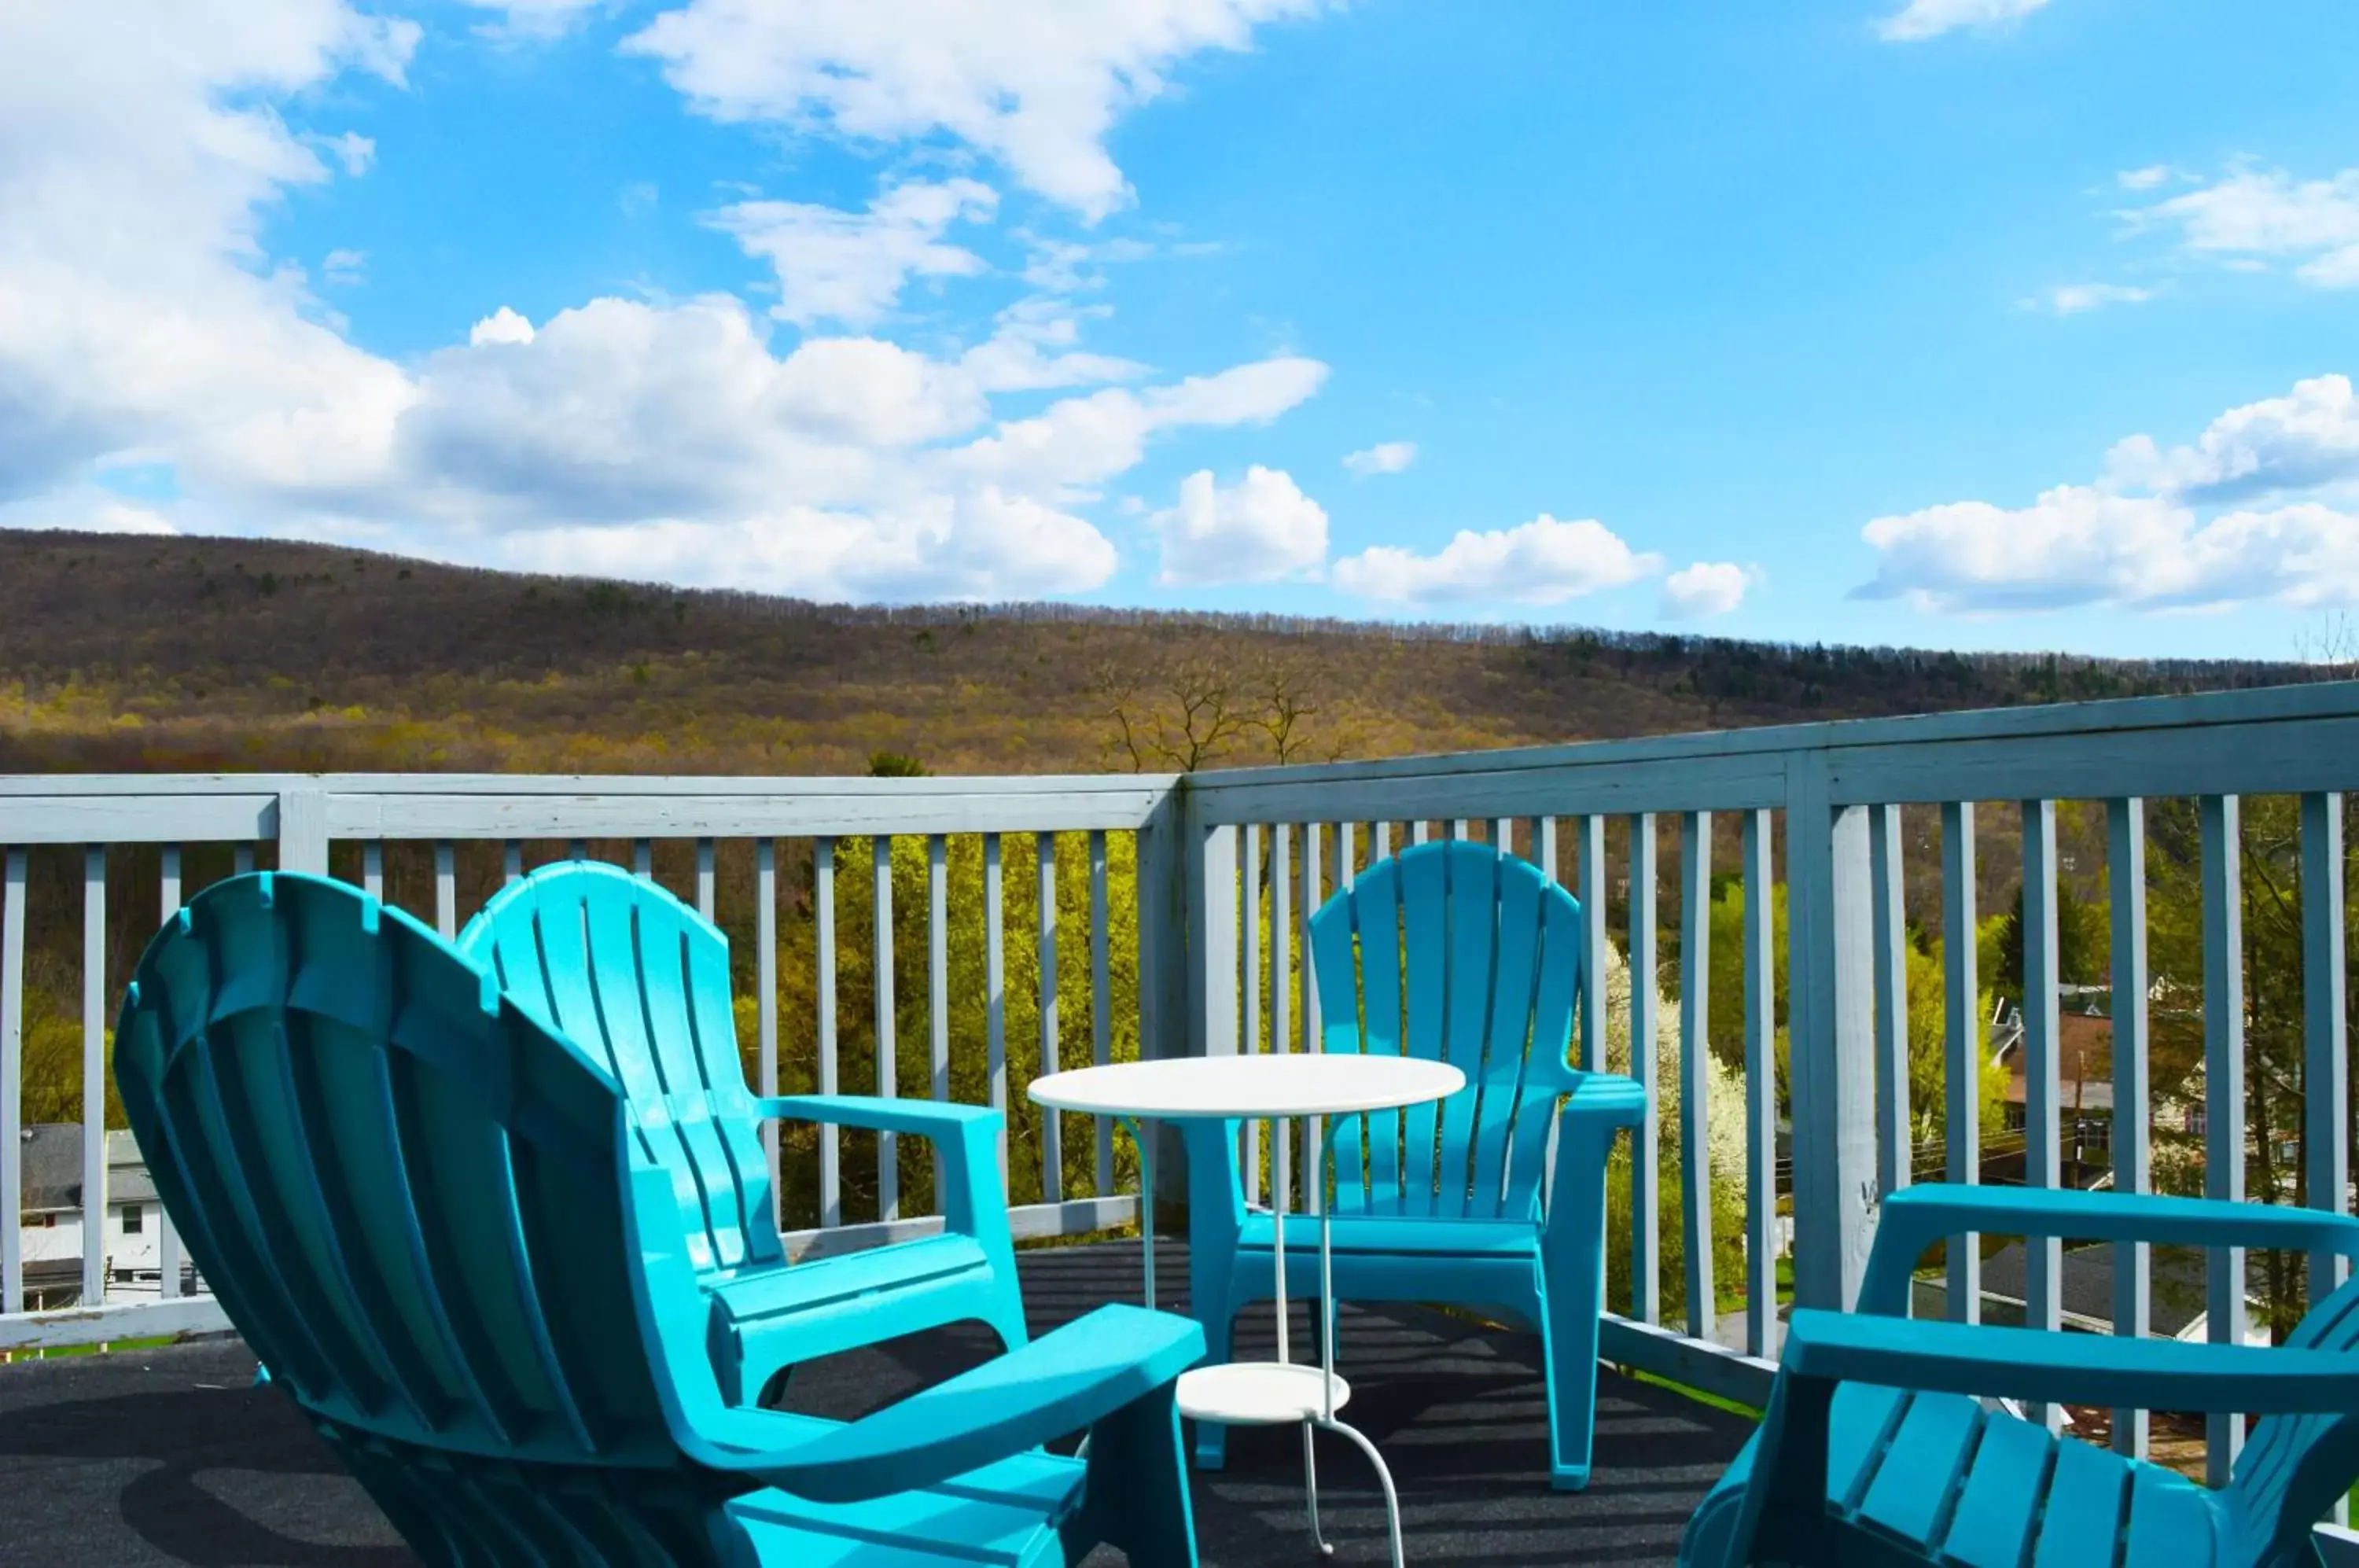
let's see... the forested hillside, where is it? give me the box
[0,529,2318,776]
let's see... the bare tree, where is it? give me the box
[2295,611,2359,679]
[1085,647,1254,771]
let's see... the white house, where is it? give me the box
[17,1124,179,1309]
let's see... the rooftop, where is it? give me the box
[0,1240,1750,1567]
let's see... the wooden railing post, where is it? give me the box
[276,785,329,877]
[1785,752,1878,1313]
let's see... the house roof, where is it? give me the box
[17,1125,157,1215]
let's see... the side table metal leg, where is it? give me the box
[1321,1418,1405,1568]
[1303,1420,1334,1557]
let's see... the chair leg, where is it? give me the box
[1073,1382,1198,1568]
[1540,1179,1610,1492]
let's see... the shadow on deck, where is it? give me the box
[0,1241,1753,1566]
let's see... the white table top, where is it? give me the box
[1029,1054,1464,1119]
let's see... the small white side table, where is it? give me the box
[1031,1054,1464,1567]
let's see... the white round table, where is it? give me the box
[1032,1054,1463,1566]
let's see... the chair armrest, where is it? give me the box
[1859,1184,2359,1314]
[754,1094,999,1139]
[755,1095,1007,1248]
[1780,1306,2359,1415]
[1559,1070,1647,1127]
[741,1305,1205,1504]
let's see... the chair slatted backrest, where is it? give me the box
[112,872,677,1469]
[2221,1271,2359,1559]
[459,863,782,1282]
[1308,841,1584,1222]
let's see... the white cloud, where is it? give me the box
[469,306,537,347]
[624,0,1330,219]
[1342,440,1416,477]
[2101,374,2359,503]
[1875,0,2052,42]
[1660,561,1756,619]
[2030,282,2157,315]
[1860,374,2359,613]
[0,0,419,505]
[708,177,999,328]
[0,0,1331,604]
[2118,165,2173,193]
[0,484,178,536]
[2129,163,2359,288]
[1860,488,2359,612]
[959,297,1147,393]
[1153,466,1327,584]
[322,248,367,286]
[1332,515,1662,606]
[950,356,1327,497]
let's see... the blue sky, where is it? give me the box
[4,0,2357,659]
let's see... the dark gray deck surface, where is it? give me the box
[0,1241,1752,1566]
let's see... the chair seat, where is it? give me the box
[712,1235,995,1329]
[1236,1210,1539,1260]
[728,1446,1086,1566]
[1820,1384,2229,1567]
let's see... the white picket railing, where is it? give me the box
[3,681,2356,1500]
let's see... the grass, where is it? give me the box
[1,1334,178,1364]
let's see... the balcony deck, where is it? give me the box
[0,1239,1753,1566]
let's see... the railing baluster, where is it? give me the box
[1743,809,1777,1357]
[1412,820,1431,847]
[569,837,587,862]
[1301,821,1323,1215]
[1578,815,1607,1073]
[1037,831,1059,1206]
[929,834,951,1205]
[1492,817,1513,856]
[1376,821,1393,860]
[875,835,897,1222]
[2107,798,2148,1459]
[633,838,653,879]
[235,844,255,876]
[1942,803,1980,1329]
[756,839,779,1218]
[2199,793,2245,1485]
[1274,823,1293,1212]
[1630,812,1661,1325]
[2302,790,2347,1526]
[1680,810,1714,1342]
[1242,825,1262,1205]
[985,834,1007,1178]
[82,845,106,1308]
[1,847,23,1316]
[1534,815,1557,881]
[696,837,716,922]
[2303,793,2349,1291]
[1871,804,1909,1205]
[2022,800,2063,1429]
[432,841,456,939]
[362,841,384,900]
[1090,830,1111,1196]
[503,841,523,885]
[159,848,185,1300]
[816,837,840,1229]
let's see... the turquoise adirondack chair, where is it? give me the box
[458,860,1029,1406]
[1183,838,1647,1489]
[1684,1183,2359,1568]
[115,871,1203,1566]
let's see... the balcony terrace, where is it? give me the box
[7,680,2359,1562]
